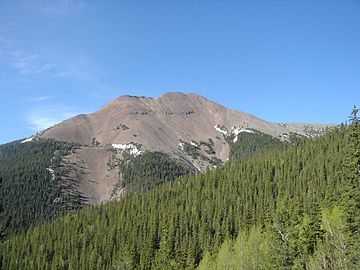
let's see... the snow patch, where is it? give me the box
[232,127,254,143]
[215,124,256,142]
[191,141,199,147]
[214,125,228,135]
[232,127,254,136]
[178,142,184,150]
[21,137,34,143]
[112,143,142,156]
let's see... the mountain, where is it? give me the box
[1,94,357,270]
[40,92,330,151]
[26,92,332,203]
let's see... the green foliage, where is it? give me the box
[197,226,273,270]
[197,206,349,270]
[233,226,272,270]
[1,125,355,269]
[307,207,348,270]
[118,151,195,192]
[209,156,222,167]
[340,106,360,268]
[181,141,201,160]
[196,111,360,270]
[0,139,81,238]
[199,139,215,155]
[288,132,307,143]
[228,130,285,160]
[295,200,324,268]
[179,138,222,168]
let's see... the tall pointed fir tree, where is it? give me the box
[341,105,360,268]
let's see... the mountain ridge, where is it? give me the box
[39,91,332,147]
[27,92,334,203]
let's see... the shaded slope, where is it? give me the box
[0,139,81,237]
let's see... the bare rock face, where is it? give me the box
[39,92,334,202]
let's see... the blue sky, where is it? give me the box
[0,0,359,144]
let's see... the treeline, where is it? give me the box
[118,151,196,192]
[0,139,80,238]
[1,119,358,269]
[227,130,286,160]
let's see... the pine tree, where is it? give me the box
[153,221,173,270]
[341,105,360,268]
[295,200,324,269]
[0,224,5,241]
[269,198,303,269]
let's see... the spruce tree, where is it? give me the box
[341,105,360,268]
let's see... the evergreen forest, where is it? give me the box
[117,151,196,193]
[0,139,81,238]
[0,109,359,269]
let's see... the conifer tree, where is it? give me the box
[295,200,324,269]
[153,220,173,270]
[341,105,360,268]
[307,207,347,270]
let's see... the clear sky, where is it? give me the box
[0,0,359,144]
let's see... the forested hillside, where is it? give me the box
[227,129,286,160]
[115,151,196,193]
[0,130,283,239]
[198,112,360,270]
[1,114,358,269]
[0,139,81,238]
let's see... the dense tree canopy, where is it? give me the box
[227,129,286,160]
[1,123,358,269]
[0,139,81,237]
[117,151,196,193]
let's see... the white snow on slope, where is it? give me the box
[214,125,255,142]
[21,137,34,143]
[214,125,228,135]
[112,143,142,156]
[191,141,199,147]
[233,127,254,136]
[232,127,254,143]
[178,142,184,150]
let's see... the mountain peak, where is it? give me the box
[36,91,334,202]
[158,91,209,102]
[41,92,331,150]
